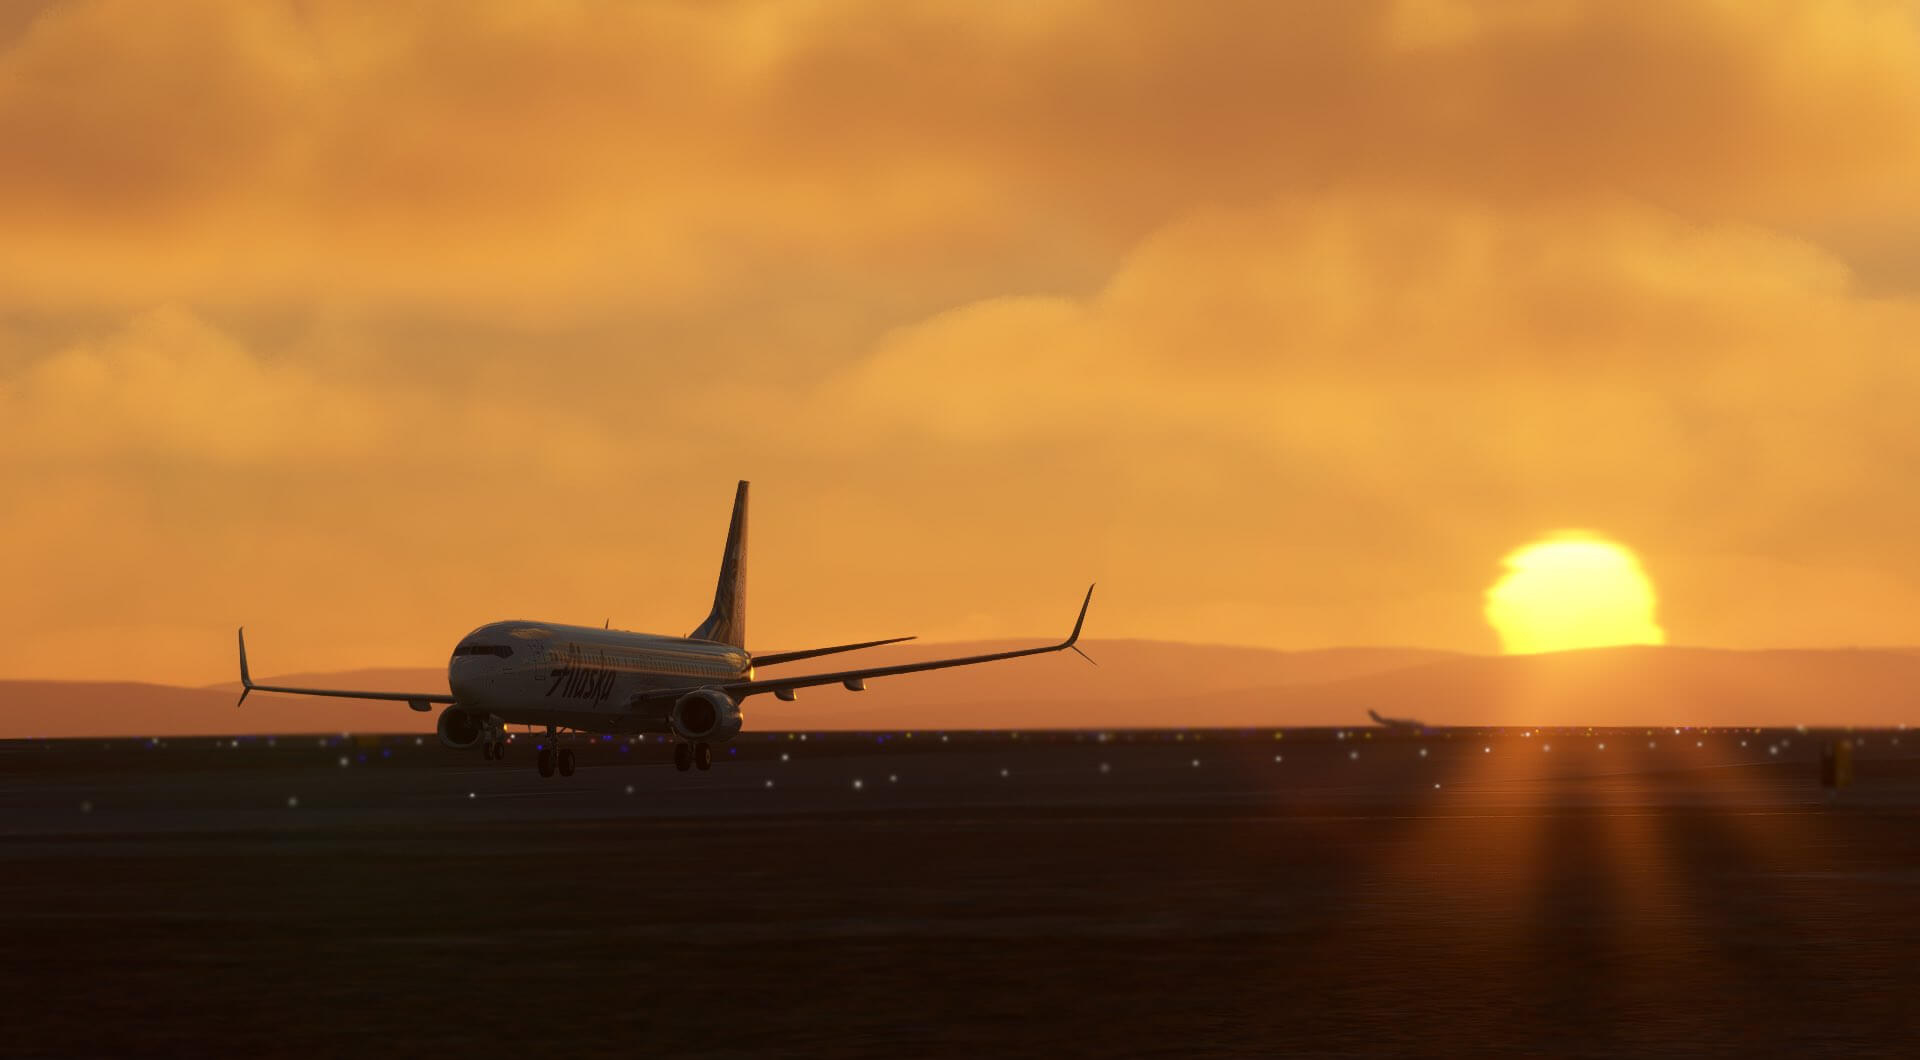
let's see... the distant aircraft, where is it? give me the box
[1368,709,1427,733]
[238,481,1094,778]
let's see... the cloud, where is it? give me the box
[3,305,385,463]
[5,2,1920,683]
[818,189,1920,647]
[1,0,1917,317]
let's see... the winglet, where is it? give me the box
[236,627,254,707]
[1064,584,1094,648]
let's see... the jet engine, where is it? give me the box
[437,706,486,749]
[670,689,743,743]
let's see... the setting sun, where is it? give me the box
[1485,535,1666,654]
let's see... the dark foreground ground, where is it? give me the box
[3,726,1918,1057]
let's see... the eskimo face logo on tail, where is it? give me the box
[547,646,617,704]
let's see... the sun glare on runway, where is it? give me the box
[1485,534,1665,654]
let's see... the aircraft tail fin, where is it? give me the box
[1368,709,1385,723]
[689,480,749,647]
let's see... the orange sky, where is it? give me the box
[6,0,1920,686]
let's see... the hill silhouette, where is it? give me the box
[2,640,1917,737]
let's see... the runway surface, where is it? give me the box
[4,727,1919,1056]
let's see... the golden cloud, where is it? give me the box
[4,2,1920,684]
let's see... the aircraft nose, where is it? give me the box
[447,652,487,702]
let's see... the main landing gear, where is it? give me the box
[534,725,576,779]
[481,717,509,762]
[537,748,576,777]
[673,742,713,772]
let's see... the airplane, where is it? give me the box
[1367,709,1428,734]
[236,480,1094,778]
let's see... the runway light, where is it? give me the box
[1648,741,1657,749]
[1433,783,1441,790]
[1000,768,1010,778]
[413,737,422,746]
[287,796,298,808]
[80,801,92,814]
[1100,762,1111,774]
[780,752,790,762]
[1273,754,1283,763]
[1348,750,1359,760]
[852,778,864,791]
[1418,748,1428,758]
[1696,740,1703,747]
[625,784,634,795]
[1190,758,1201,768]
[1483,746,1491,754]
[888,774,898,783]
[468,792,475,799]
[764,779,774,789]
[1741,740,1748,747]
[1543,745,1551,752]
[1598,743,1606,750]
[1769,745,1779,755]
[338,756,350,768]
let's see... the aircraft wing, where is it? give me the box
[233,628,455,710]
[635,585,1093,705]
[752,636,916,667]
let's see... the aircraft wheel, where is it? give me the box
[494,741,506,761]
[674,743,693,772]
[694,742,713,771]
[537,748,555,778]
[558,749,576,777]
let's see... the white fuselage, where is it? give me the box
[448,621,752,734]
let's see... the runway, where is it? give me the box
[4,728,1918,1055]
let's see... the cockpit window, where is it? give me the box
[453,644,514,658]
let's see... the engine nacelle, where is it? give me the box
[437,706,486,749]
[670,689,743,743]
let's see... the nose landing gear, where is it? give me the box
[480,717,509,762]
